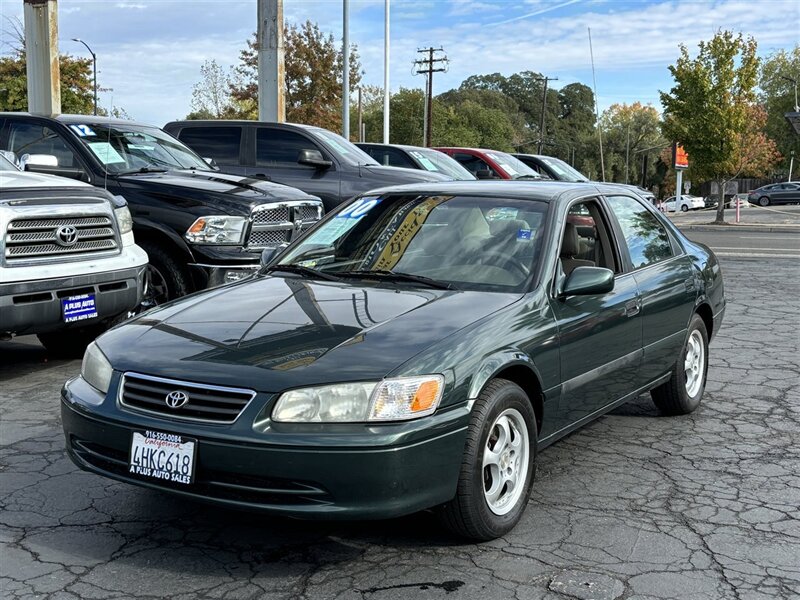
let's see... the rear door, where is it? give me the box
[777,183,800,204]
[605,194,696,386]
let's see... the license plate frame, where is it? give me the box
[129,430,197,486]
[62,293,98,323]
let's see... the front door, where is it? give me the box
[548,198,643,432]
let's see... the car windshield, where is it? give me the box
[538,156,589,182]
[409,149,476,180]
[0,153,18,171]
[68,123,209,174]
[309,127,379,166]
[274,194,547,292]
[484,152,544,180]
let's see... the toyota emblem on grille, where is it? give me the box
[55,225,79,247]
[165,390,190,409]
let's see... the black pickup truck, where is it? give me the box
[0,113,323,304]
[163,120,451,211]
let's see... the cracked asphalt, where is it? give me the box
[1,258,798,600]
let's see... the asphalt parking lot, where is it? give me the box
[1,257,799,600]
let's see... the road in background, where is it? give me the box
[683,229,800,259]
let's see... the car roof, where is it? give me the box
[164,119,323,132]
[434,147,511,155]
[357,143,437,152]
[0,112,157,128]
[362,180,644,202]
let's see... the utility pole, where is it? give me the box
[257,0,285,122]
[624,122,630,183]
[357,87,363,142]
[536,76,558,154]
[342,0,350,138]
[383,0,390,143]
[24,0,60,116]
[413,47,448,147]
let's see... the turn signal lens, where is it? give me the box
[368,375,444,421]
[184,216,246,245]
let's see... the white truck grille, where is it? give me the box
[4,215,119,263]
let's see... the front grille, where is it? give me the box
[119,373,255,424]
[4,215,118,263]
[245,202,322,250]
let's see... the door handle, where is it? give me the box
[684,278,696,292]
[624,299,640,317]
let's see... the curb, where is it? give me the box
[673,224,800,233]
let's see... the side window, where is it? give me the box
[8,122,78,168]
[454,153,497,177]
[178,127,241,165]
[607,195,673,269]
[559,200,618,276]
[256,129,320,166]
[381,148,415,169]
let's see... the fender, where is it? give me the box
[132,218,194,261]
[467,349,542,400]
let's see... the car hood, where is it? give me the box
[116,169,317,215]
[361,164,453,183]
[99,275,519,392]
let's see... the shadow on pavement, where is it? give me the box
[0,336,75,380]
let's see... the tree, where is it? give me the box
[759,45,800,176]
[189,59,235,119]
[229,20,362,130]
[599,102,666,184]
[660,31,764,223]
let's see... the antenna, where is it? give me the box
[588,28,605,182]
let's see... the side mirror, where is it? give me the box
[260,244,288,267]
[475,169,495,180]
[203,157,219,170]
[20,154,89,182]
[298,149,332,169]
[562,266,614,296]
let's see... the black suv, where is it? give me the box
[163,120,451,211]
[0,113,322,304]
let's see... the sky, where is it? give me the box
[0,0,798,126]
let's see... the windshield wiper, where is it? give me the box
[337,269,455,290]
[265,264,342,282]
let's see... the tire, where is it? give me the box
[37,323,109,358]
[138,240,192,307]
[439,379,537,541]
[651,314,709,415]
[680,204,689,212]
[758,196,770,207]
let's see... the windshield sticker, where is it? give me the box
[517,228,532,242]
[410,151,439,171]
[86,142,126,164]
[69,124,96,137]
[127,144,155,151]
[338,196,382,218]
[323,138,350,155]
[487,207,519,221]
[307,197,383,245]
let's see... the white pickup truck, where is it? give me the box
[1,153,148,356]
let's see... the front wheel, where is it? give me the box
[439,379,537,541]
[651,314,709,415]
[680,204,689,212]
[138,240,192,308]
[758,197,770,207]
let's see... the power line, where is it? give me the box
[413,47,448,147]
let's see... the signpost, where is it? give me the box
[672,143,688,213]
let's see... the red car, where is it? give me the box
[435,147,544,180]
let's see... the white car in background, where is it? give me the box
[664,195,705,212]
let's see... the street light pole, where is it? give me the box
[71,38,97,115]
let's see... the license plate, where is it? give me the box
[62,293,98,323]
[129,430,196,485]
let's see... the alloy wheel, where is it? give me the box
[684,330,705,397]
[482,408,530,516]
[142,264,170,309]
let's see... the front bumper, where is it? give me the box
[61,376,469,519]
[1,263,147,336]
[186,245,262,289]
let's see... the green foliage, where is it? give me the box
[759,45,800,174]
[660,30,766,221]
[599,102,666,184]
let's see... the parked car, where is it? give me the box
[512,153,589,182]
[62,180,725,540]
[0,113,323,305]
[355,143,476,180]
[747,182,800,206]
[163,120,451,211]
[1,152,147,356]
[434,147,545,180]
[664,195,705,212]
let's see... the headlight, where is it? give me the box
[185,216,246,245]
[81,342,113,394]
[114,205,133,234]
[271,375,444,423]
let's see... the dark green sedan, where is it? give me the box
[62,182,725,540]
